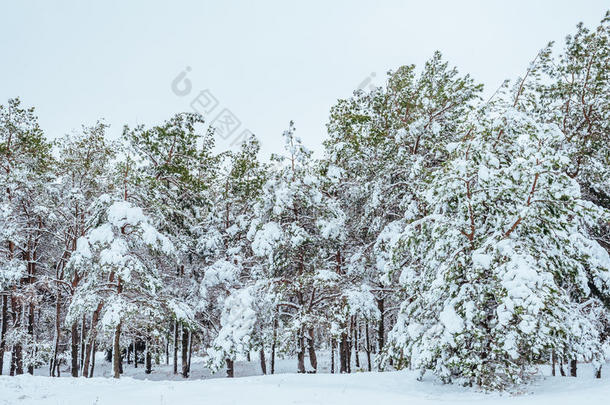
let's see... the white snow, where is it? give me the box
[3,360,610,405]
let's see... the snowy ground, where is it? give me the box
[1,353,610,404]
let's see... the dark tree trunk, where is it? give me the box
[551,350,556,377]
[596,365,602,379]
[187,332,193,373]
[339,333,348,373]
[353,319,360,369]
[181,327,189,378]
[50,290,61,377]
[297,330,305,373]
[0,295,7,375]
[307,327,317,373]
[270,317,277,374]
[165,331,169,365]
[80,314,86,371]
[112,322,122,378]
[259,348,267,374]
[71,321,79,377]
[134,338,138,368]
[559,358,566,376]
[173,321,178,374]
[226,358,234,378]
[89,341,96,377]
[10,297,23,375]
[330,338,335,374]
[82,303,102,378]
[145,338,152,374]
[26,302,34,375]
[570,359,577,377]
[365,322,372,372]
[377,298,385,352]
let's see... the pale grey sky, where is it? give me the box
[1,1,608,158]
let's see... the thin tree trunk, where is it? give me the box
[165,330,169,365]
[145,337,152,374]
[596,365,601,379]
[354,319,360,369]
[173,321,178,374]
[50,289,61,377]
[181,327,189,378]
[0,295,7,375]
[70,321,79,377]
[339,333,348,373]
[82,303,102,378]
[551,350,556,377]
[365,322,372,372]
[297,329,305,373]
[307,327,317,373]
[89,341,96,377]
[187,332,193,374]
[559,358,566,376]
[226,358,234,378]
[271,317,277,375]
[134,338,138,368]
[259,348,267,375]
[570,359,577,377]
[27,302,34,375]
[330,338,335,374]
[112,321,122,378]
[80,314,86,371]
[10,297,23,375]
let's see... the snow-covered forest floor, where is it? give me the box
[1,353,610,404]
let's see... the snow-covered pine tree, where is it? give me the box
[325,52,483,362]
[0,98,54,375]
[65,160,175,378]
[380,98,610,389]
[200,134,269,377]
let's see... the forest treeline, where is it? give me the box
[0,13,608,390]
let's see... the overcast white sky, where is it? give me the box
[1,1,608,159]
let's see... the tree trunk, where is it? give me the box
[377,298,384,352]
[596,365,602,379]
[0,295,7,375]
[559,358,566,376]
[145,337,152,374]
[26,302,34,375]
[270,317,278,375]
[307,327,317,373]
[330,338,335,374]
[134,338,138,368]
[187,332,193,374]
[181,327,189,378]
[365,322,372,372]
[551,350,556,377]
[80,314,86,371]
[259,348,266,374]
[89,341,96,377]
[10,298,23,375]
[353,319,360,369]
[165,330,169,365]
[173,321,178,374]
[570,359,577,377]
[112,321,122,378]
[339,333,348,373]
[50,290,61,377]
[70,321,79,377]
[297,329,306,373]
[82,303,102,378]
[226,358,234,378]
